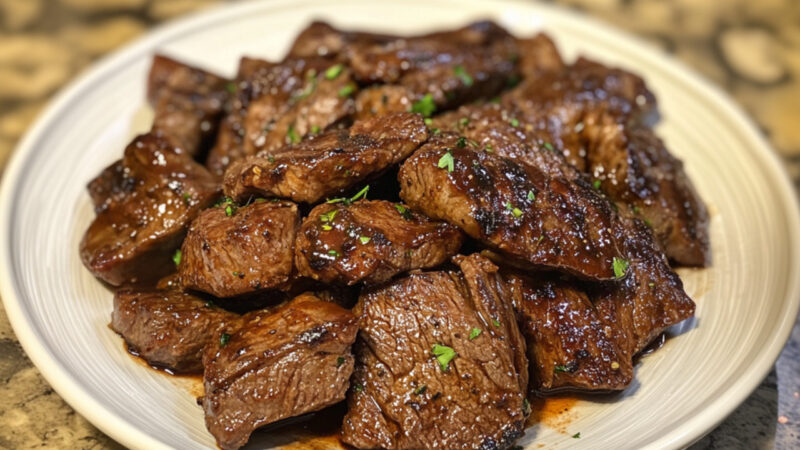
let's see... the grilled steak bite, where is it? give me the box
[111,288,236,373]
[224,112,428,203]
[147,54,229,157]
[504,273,634,393]
[202,292,358,450]
[342,253,528,450]
[295,199,463,285]
[593,217,696,356]
[516,33,565,78]
[399,132,625,280]
[588,123,711,266]
[178,200,300,297]
[80,133,219,285]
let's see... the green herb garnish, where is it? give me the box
[414,385,427,395]
[320,209,338,223]
[219,333,231,347]
[328,249,340,258]
[394,203,413,220]
[225,82,237,93]
[326,185,370,205]
[613,257,630,278]
[311,124,321,134]
[287,124,301,144]
[509,117,519,127]
[172,249,182,266]
[338,83,356,97]
[554,365,569,373]
[336,356,346,367]
[359,236,371,244]
[527,190,535,202]
[492,318,501,327]
[354,383,364,392]
[469,328,482,340]
[410,93,436,117]
[325,64,344,80]
[456,136,467,148]
[543,141,554,152]
[431,344,457,372]
[438,151,455,172]
[593,179,602,190]
[572,432,581,439]
[453,65,473,86]
[505,202,522,218]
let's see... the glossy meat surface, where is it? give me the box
[224,112,428,203]
[178,200,300,297]
[202,292,358,450]
[399,132,624,280]
[206,56,355,176]
[295,199,463,285]
[342,254,528,450]
[147,54,229,157]
[111,288,236,373]
[80,133,220,285]
[86,159,135,213]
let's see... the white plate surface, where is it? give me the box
[1,0,799,449]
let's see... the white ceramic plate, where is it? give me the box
[2,0,799,449]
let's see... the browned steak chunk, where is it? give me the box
[80,133,220,285]
[206,56,355,176]
[399,132,625,280]
[178,200,300,297]
[295,199,463,285]
[111,288,236,373]
[86,159,135,213]
[286,21,396,60]
[147,54,229,158]
[588,122,711,266]
[504,272,634,393]
[593,217,696,356]
[516,33,565,78]
[341,254,528,450]
[349,21,519,117]
[202,292,358,450]
[224,112,428,203]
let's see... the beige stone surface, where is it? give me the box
[60,17,147,55]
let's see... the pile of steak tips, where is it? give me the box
[80,19,708,450]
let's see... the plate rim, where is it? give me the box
[1,0,799,449]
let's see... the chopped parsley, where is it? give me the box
[182,192,191,204]
[336,356,346,367]
[593,179,602,190]
[543,141,555,152]
[310,124,321,134]
[632,205,641,214]
[554,365,569,373]
[505,202,522,218]
[431,344,457,372]
[353,383,364,392]
[527,190,535,202]
[219,333,231,347]
[325,64,344,80]
[267,155,275,164]
[469,328,482,340]
[522,398,531,415]
[613,257,630,278]
[322,224,332,231]
[338,83,356,97]
[509,117,519,127]
[424,117,433,127]
[572,432,581,439]
[648,282,655,288]
[413,385,427,395]
[172,249,182,266]
[438,151,455,172]
[394,203,413,220]
[287,124,300,144]
[359,236,371,245]
[458,117,470,128]
[492,318,501,327]
[328,249,340,258]
[410,93,436,117]
[225,204,234,216]
[319,209,338,223]
[453,65,473,86]
[224,82,237,93]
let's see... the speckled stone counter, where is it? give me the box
[0,0,798,449]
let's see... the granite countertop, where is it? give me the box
[0,0,798,448]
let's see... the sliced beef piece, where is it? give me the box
[592,217,696,356]
[224,112,428,203]
[86,159,135,214]
[111,288,236,373]
[399,132,625,280]
[286,21,396,60]
[178,200,300,297]
[588,122,711,266]
[348,21,519,116]
[295,199,463,285]
[147,54,229,158]
[516,33,565,78]
[504,272,634,393]
[342,253,528,450]
[80,133,220,286]
[202,292,358,450]
[206,57,275,177]
[239,57,356,156]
